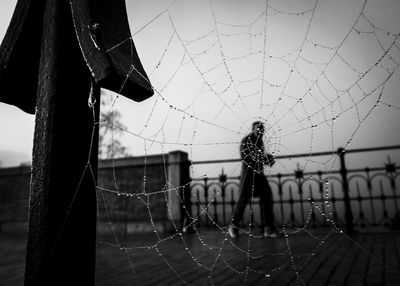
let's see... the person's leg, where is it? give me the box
[229,170,252,238]
[260,183,277,233]
[231,189,250,228]
[229,190,250,238]
[231,168,253,227]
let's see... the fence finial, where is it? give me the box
[386,156,396,173]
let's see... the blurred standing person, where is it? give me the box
[228,121,277,238]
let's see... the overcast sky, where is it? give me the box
[0,0,399,175]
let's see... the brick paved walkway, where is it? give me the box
[1,229,400,285]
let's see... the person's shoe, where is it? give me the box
[228,225,239,238]
[263,227,278,238]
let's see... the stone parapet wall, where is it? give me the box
[0,151,189,233]
[0,166,31,227]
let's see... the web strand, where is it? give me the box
[92,0,400,284]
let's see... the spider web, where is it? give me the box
[94,0,400,284]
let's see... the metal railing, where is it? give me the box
[187,145,400,231]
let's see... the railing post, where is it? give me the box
[318,171,327,226]
[204,177,209,227]
[277,174,284,222]
[295,165,305,225]
[167,151,190,232]
[337,147,354,233]
[219,170,227,225]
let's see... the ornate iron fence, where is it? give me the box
[187,145,400,230]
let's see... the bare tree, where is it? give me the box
[99,90,128,159]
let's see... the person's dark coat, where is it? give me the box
[240,132,274,197]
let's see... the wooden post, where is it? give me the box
[0,0,153,284]
[24,1,100,284]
